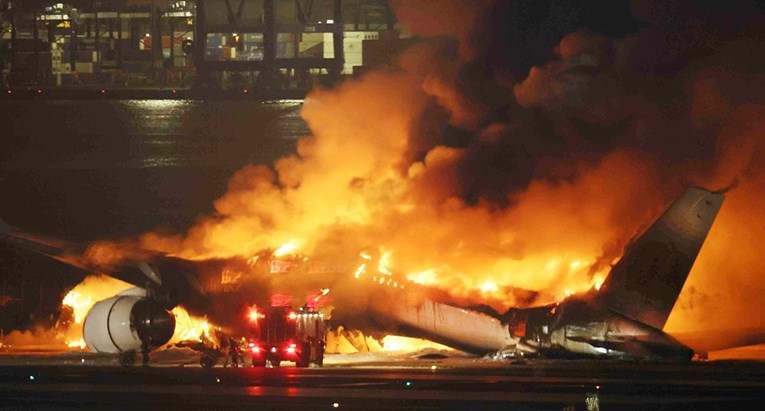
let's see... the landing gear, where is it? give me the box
[200,354,215,368]
[118,345,151,368]
[119,350,136,368]
[141,341,150,367]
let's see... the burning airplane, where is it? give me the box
[3,1,765,362]
[0,185,726,361]
[363,187,725,359]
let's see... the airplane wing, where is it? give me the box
[0,217,209,313]
[1,217,149,287]
[1,218,96,270]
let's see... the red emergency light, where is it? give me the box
[37,89,43,94]
[6,90,11,95]
[101,89,106,94]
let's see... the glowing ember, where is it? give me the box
[354,263,367,279]
[378,251,393,276]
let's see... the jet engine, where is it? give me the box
[83,288,175,353]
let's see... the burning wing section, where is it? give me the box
[0,218,210,310]
[0,218,204,358]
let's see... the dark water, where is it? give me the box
[0,99,308,239]
[0,99,308,326]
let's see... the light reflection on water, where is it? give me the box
[0,99,308,170]
[0,99,311,236]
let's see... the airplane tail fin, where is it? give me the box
[598,187,725,330]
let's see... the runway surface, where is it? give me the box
[1,351,764,410]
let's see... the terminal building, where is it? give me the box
[0,0,409,94]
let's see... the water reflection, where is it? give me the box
[0,99,308,170]
[0,99,309,236]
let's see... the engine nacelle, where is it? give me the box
[83,288,175,353]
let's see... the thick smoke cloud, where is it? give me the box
[78,0,765,348]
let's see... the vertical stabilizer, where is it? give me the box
[599,187,724,330]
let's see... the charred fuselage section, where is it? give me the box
[370,187,724,361]
[505,294,693,360]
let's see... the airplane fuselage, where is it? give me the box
[506,296,694,360]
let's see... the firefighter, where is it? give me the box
[220,333,230,367]
[228,336,239,368]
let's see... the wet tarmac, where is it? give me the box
[0,351,764,410]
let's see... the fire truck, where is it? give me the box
[246,305,327,367]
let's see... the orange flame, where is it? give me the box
[57,275,216,349]
[62,291,93,324]
[381,335,453,352]
[170,306,213,343]
[59,275,133,348]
